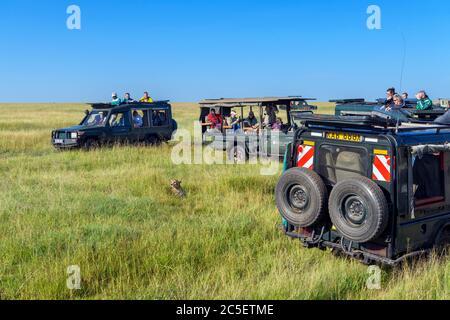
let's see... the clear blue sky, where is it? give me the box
[0,0,449,102]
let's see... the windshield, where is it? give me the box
[82,110,109,127]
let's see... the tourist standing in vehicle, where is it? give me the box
[391,94,406,110]
[402,92,409,100]
[415,90,433,111]
[140,92,154,103]
[385,87,396,108]
[124,93,137,103]
[111,92,123,106]
[229,110,241,131]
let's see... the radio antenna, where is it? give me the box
[399,32,407,92]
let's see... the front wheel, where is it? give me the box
[82,139,100,151]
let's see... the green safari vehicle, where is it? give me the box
[199,96,317,162]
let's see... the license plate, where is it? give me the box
[325,132,362,142]
[54,139,64,144]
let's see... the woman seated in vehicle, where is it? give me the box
[271,118,283,131]
[207,109,223,130]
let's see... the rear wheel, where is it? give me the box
[329,177,388,243]
[146,135,161,146]
[276,168,328,227]
[228,145,247,164]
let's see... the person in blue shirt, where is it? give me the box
[133,111,143,128]
[230,110,241,131]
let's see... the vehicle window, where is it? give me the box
[83,111,108,127]
[132,110,145,128]
[317,145,368,184]
[413,153,445,205]
[152,110,168,127]
[109,112,126,127]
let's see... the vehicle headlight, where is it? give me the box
[71,132,78,139]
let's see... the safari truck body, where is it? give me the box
[199,97,317,162]
[334,98,447,122]
[276,113,450,266]
[52,101,177,150]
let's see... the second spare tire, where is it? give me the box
[329,176,389,243]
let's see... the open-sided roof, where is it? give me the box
[199,96,316,106]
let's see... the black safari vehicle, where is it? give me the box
[52,101,177,150]
[276,113,450,265]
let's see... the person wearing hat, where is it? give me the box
[111,92,124,106]
[230,110,241,132]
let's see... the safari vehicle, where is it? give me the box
[199,97,317,162]
[334,98,448,121]
[52,101,177,150]
[276,112,450,266]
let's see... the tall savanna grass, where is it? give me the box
[0,102,448,299]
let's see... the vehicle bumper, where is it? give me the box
[52,139,80,149]
[284,228,429,267]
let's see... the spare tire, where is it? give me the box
[276,168,328,227]
[329,177,388,243]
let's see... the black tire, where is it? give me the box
[435,225,450,251]
[228,145,248,164]
[82,139,100,150]
[275,168,328,227]
[171,119,178,132]
[146,135,161,146]
[329,177,388,243]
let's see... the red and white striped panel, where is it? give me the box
[297,145,315,170]
[372,155,391,182]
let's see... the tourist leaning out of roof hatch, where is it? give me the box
[385,94,405,112]
[139,91,154,103]
[111,92,124,106]
[123,93,137,103]
[415,90,433,111]
[385,87,396,108]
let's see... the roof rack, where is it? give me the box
[87,101,170,109]
[199,96,316,106]
[329,98,366,104]
[293,113,450,133]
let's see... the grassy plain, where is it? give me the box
[0,102,448,299]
